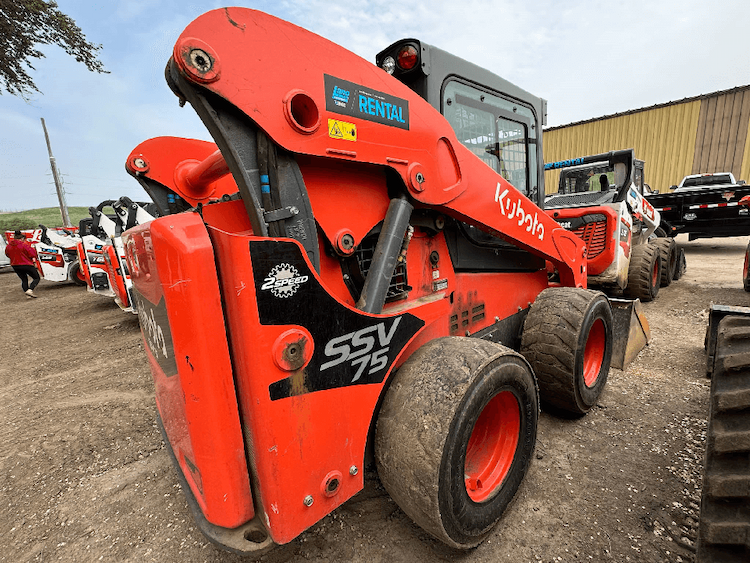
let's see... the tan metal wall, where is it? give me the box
[543,101,701,194]
[692,88,750,179]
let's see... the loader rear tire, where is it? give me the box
[672,246,686,281]
[653,237,676,287]
[375,337,538,549]
[743,242,750,292]
[697,315,750,562]
[70,262,87,286]
[626,243,660,301]
[520,287,612,416]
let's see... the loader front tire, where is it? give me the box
[520,287,613,416]
[626,243,660,301]
[375,337,538,549]
[653,237,676,287]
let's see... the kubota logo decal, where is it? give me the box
[494,183,545,240]
[133,291,177,377]
[139,306,168,361]
[261,263,309,298]
[320,317,402,383]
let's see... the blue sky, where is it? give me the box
[1,0,749,211]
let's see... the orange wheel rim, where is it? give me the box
[464,391,520,503]
[583,318,606,387]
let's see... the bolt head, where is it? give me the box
[189,49,212,73]
[349,465,358,476]
[341,234,354,249]
[303,495,314,507]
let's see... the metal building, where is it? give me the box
[543,85,750,194]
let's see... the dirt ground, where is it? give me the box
[1,234,748,563]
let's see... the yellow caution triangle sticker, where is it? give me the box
[328,118,357,141]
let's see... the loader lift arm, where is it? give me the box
[165,8,587,290]
[125,136,239,216]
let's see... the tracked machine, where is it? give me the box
[123,8,650,555]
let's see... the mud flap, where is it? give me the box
[609,298,651,369]
[705,304,750,377]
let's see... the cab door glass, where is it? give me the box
[442,79,538,198]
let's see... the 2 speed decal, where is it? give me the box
[261,263,309,298]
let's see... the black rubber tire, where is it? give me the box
[672,247,687,281]
[697,315,750,562]
[375,337,538,549]
[69,261,87,286]
[520,287,613,416]
[653,237,676,287]
[743,242,750,292]
[625,243,661,301]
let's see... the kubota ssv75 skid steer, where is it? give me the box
[123,8,647,556]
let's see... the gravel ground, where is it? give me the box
[1,234,747,562]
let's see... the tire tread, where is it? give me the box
[521,287,611,415]
[626,243,660,301]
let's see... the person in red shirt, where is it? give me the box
[5,230,41,298]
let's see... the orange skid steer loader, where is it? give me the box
[123,8,647,555]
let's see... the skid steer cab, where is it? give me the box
[123,8,647,556]
[106,197,158,313]
[77,198,158,311]
[542,151,674,302]
[77,201,118,299]
[24,226,86,285]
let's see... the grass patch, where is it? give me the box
[0,207,90,232]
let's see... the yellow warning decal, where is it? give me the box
[328,119,357,141]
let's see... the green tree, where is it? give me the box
[0,0,106,99]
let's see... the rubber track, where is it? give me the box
[626,243,659,301]
[521,287,599,413]
[697,315,750,562]
[653,237,675,287]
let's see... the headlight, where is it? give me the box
[381,55,396,75]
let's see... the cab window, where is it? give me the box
[442,80,537,197]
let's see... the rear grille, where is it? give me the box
[573,220,607,258]
[354,236,408,302]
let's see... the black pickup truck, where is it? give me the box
[645,173,750,239]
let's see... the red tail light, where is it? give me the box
[397,45,418,70]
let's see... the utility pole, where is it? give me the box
[40,118,72,227]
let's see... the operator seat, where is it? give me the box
[599,174,610,191]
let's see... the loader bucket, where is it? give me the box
[609,298,651,369]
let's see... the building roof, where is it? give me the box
[545,84,750,132]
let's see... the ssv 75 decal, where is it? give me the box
[249,240,424,400]
[321,317,402,382]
